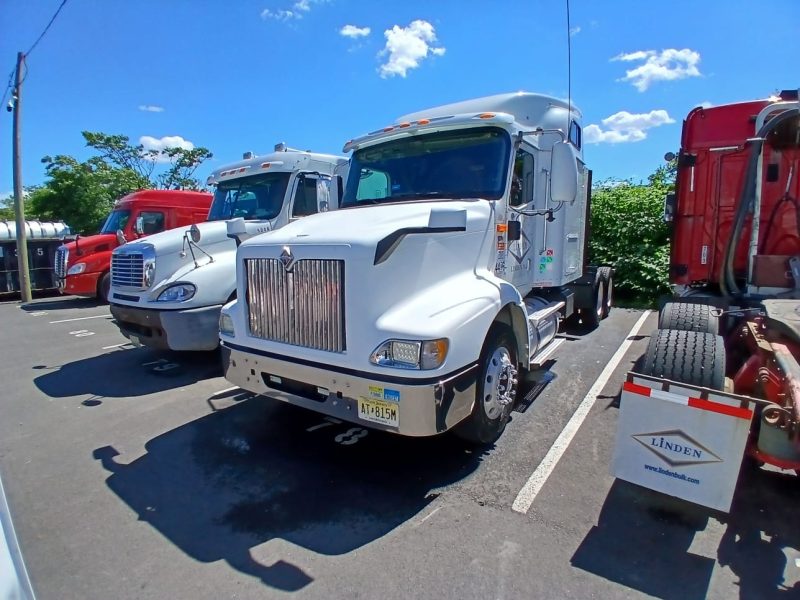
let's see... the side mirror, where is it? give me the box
[550,141,578,204]
[134,215,144,235]
[507,220,521,241]
[328,174,342,210]
[663,192,676,223]
[189,223,201,243]
[317,178,331,213]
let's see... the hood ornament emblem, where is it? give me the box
[279,246,294,271]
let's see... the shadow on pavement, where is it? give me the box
[94,396,485,592]
[34,347,222,400]
[572,468,800,599]
[716,466,800,598]
[19,295,104,311]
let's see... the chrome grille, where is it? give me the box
[246,258,345,352]
[54,246,68,279]
[111,252,144,288]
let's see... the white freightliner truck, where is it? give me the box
[220,93,614,443]
[108,146,346,351]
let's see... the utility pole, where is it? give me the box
[12,51,31,303]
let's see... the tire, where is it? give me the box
[658,301,719,335]
[639,328,725,390]
[582,276,605,329]
[98,272,111,303]
[597,266,614,319]
[454,324,519,445]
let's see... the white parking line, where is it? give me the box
[511,310,652,514]
[49,314,110,324]
[102,343,131,350]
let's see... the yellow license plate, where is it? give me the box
[357,397,399,427]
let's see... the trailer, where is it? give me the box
[0,220,72,296]
[219,92,615,444]
[612,90,800,512]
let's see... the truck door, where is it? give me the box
[289,173,330,220]
[509,147,537,294]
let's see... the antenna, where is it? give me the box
[566,0,572,132]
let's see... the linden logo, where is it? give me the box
[279,247,294,271]
[632,430,722,467]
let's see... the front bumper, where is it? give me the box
[221,342,479,437]
[110,303,223,351]
[62,272,102,297]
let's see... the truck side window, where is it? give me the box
[569,121,582,149]
[139,211,165,235]
[291,176,319,218]
[510,150,534,207]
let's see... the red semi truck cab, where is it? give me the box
[55,189,212,301]
[668,91,800,290]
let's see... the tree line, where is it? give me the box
[0,131,212,234]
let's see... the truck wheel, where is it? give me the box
[597,266,614,318]
[98,273,111,303]
[640,328,725,390]
[658,301,719,335]
[454,324,519,445]
[581,276,605,329]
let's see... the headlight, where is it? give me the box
[143,261,156,287]
[219,311,235,337]
[370,338,448,370]
[156,283,196,302]
[67,263,86,275]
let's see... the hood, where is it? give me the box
[242,200,489,255]
[64,233,118,261]
[116,221,234,258]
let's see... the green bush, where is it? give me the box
[588,165,674,306]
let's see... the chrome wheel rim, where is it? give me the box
[481,346,518,420]
[596,281,605,318]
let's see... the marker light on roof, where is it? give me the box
[478,113,496,119]
[383,126,394,132]
[417,119,430,125]
[399,122,411,128]
[261,162,271,169]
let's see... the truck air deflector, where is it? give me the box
[373,226,466,265]
[222,340,478,387]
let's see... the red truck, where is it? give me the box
[613,90,800,512]
[55,189,212,302]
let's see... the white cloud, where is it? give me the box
[612,48,701,92]
[569,26,581,37]
[698,100,713,109]
[340,24,371,39]
[140,135,195,163]
[378,20,445,79]
[138,104,164,113]
[261,0,327,21]
[584,109,675,144]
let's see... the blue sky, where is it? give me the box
[1,0,798,199]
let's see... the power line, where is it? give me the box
[25,0,69,58]
[2,0,69,108]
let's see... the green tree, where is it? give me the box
[0,194,15,220]
[589,161,676,305]
[27,132,213,234]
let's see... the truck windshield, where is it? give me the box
[208,173,291,221]
[342,127,511,207]
[100,210,131,234]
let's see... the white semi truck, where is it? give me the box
[220,93,614,443]
[108,146,346,351]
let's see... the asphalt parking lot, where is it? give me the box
[1,295,798,599]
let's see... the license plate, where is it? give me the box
[357,397,399,427]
